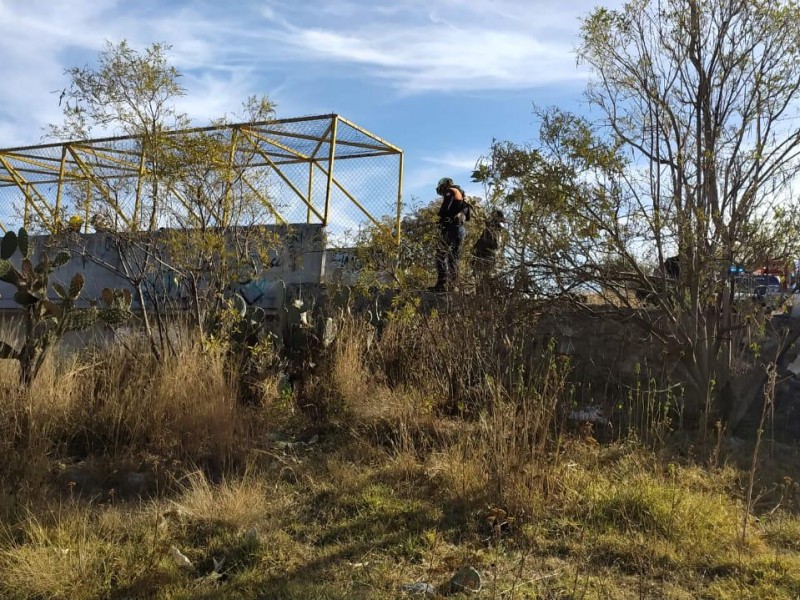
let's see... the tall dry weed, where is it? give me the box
[373,292,548,417]
[172,469,285,531]
[0,503,148,600]
[0,330,260,497]
[364,298,577,520]
[56,338,248,464]
[0,345,82,493]
[328,314,372,410]
[479,348,571,512]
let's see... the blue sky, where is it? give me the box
[0,0,619,211]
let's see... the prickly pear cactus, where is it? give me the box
[0,228,133,385]
[98,287,134,326]
[226,293,269,348]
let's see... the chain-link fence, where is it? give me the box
[0,114,403,243]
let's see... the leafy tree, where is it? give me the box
[475,0,800,427]
[46,40,190,359]
[353,192,494,301]
[157,98,283,338]
[48,40,280,360]
[354,202,437,293]
[50,40,187,139]
[472,129,623,297]
[50,40,188,231]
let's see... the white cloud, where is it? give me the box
[285,28,578,92]
[254,0,601,93]
[422,151,482,172]
[0,0,618,147]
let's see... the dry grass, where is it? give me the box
[0,333,263,491]
[0,314,799,598]
[171,469,280,532]
[0,502,160,600]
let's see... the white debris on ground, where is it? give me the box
[567,405,610,426]
[169,546,194,570]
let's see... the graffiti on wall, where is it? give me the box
[0,225,326,312]
[325,248,362,284]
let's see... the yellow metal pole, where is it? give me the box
[55,145,68,229]
[313,162,393,237]
[70,143,141,170]
[84,179,91,234]
[224,127,240,226]
[306,160,314,223]
[134,144,146,230]
[324,116,338,226]
[68,146,132,230]
[310,122,333,159]
[243,128,308,160]
[336,115,402,152]
[244,142,326,222]
[1,152,67,173]
[23,184,29,229]
[396,151,404,245]
[0,155,56,230]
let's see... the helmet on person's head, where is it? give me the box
[68,214,83,232]
[436,177,454,195]
[491,208,506,224]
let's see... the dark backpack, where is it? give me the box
[455,186,471,222]
[439,185,472,223]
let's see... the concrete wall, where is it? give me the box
[0,225,327,314]
[323,247,361,285]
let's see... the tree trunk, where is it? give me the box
[136,282,162,363]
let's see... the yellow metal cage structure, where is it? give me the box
[0,114,403,242]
